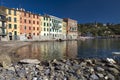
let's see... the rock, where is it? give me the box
[68,76,77,80]
[106,58,116,64]
[45,69,50,75]
[90,73,99,80]
[43,76,48,80]
[76,69,81,75]
[85,59,93,65]
[97,73,104,78]
[96,67,104,72]
[36,65,43,71]
[89,68,94,73]
[66,59,71,66]
[105,76,108,80]
[7,66,15,72]
[80,62,86,67]
[20,59,40,64]
[0,54,12,68]
[108,68,119,74]
[108,73,115,80]
[21,77,27,80]
[32,77,37,80]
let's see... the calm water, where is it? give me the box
[14,39,120,61]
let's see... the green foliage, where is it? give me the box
[78,23,119,37]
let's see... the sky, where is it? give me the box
[1,0,120,23]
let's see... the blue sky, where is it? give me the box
[2,0,120,23]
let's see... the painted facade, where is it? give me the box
[19,9,41,40]
[63,18,78,39]
[0,9,7,41]
[40,15,51,40]
[62,21,67,39]
[0,6,78,41]
[49,15,63,39]
[0,6,20,40]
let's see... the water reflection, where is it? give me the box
[78,39,120,60]
[14,39,120,61]
[15,41,78,61]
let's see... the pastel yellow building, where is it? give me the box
[40,15,51,40]
[0,6,20,40]
[62,21,67,39]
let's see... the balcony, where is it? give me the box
[0,18,7,21]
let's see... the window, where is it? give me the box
[24,13,26,16]
[33,15,35,18]
[37,21,39,25]
[50,23,51,26]
[9,24,12,29]
[14,18,17,22]
[14,24,17,29]
[14,10,16,16]
[44,28,46,31]
[33,21,35,24]
[37,33,39,35]
[44,17,45,20]
[8,17,11,22]
[33,33,35,35]
[47,23,49,26]
[46,18,48,21]
[29,13,30,17]
[44,22,46,26]
[47,28,49,31]
[37,27,39,30]
[44,33,46,36]
[29,20,31,23]
[24,26,26,30]
[24,19,26,23]
[14,31,17,35]
[29,27,31,30]
[8,9,11,15]
[33,27,35,30]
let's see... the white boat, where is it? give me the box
[112,52,120,55]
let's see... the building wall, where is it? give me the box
[49,15,63,39]
[6,8,20,40]
[63,18,78,39]
[40,15,51,40]
[19,10,41,40]
[0,12,7,41]
[62,21,67,39]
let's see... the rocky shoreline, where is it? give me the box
[0,58,119,80]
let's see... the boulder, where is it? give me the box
[106,58,116,64]
[90,73,99,80]
[96,67,104,72]
[108,68,119,74]
[20,59,40,64]
[0,54,12,69]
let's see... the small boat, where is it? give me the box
[112,52,120,55]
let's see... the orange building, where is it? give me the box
[19,9,41,39]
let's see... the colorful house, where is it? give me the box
[0,6,20,40]
[63,18,78,39]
